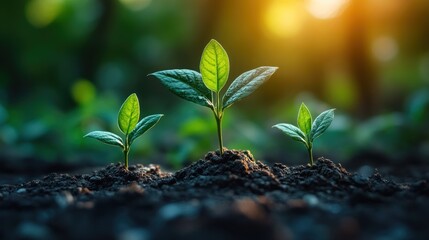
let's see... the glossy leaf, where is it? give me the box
[223,66,277,109]
[200,39,229,93]
[149,70,212,108]
[84,131,124,148]
[273,123,307,145]
[297,103,312,136]
[118,93,140,135]
[128,114,163,144]
[310,109,335,141]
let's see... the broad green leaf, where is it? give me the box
[310,109,335,141]
[273,123,307,145]
[118,93,140,135]
[84,131,124,148]
[149,70,212,108]
[297,103,312,136]
[222,66,277,109]
[128,114,163,144]
[199,39,229,93]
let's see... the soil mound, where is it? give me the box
[174,149,281,194]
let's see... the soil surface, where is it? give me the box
[1,149,428,240]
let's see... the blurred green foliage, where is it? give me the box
[0,0,428,168]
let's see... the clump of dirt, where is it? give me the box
[0,163,169,209]
[174,149,281,194]
[272,157,352,187]
[271,157,404,203]
[86,163,171,190]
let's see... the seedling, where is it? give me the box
[84,93,163,170]
[150,39,277,155]
[273,103,335,166]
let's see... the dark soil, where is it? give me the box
[1,149,428,240]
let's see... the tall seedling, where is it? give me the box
[150,39,277,155]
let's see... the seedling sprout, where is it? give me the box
[150,39,277,155]
[273,103,335,166]
[84,93,163,169]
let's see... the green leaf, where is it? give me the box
[310,109,335,141]
[199,39,229,93]
[273,123,307,145]
[149,70,213,108]
[84,131,124,148]
[128,114,163,144]
[297,103,312,136]
[222,66,277,109]
[118,93,140,135]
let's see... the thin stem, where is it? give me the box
[124,136,129,170]
[307,143,314,166]
[215,114,224,155]
[213,91,224,155]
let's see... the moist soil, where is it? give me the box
[1,149,428,240]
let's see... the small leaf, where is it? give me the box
[297,103,312,136]
[128,114,163,144]
[310,109,335,141]
[200,39,229,93]
[84,131,124,148]
[223,66,277,109]
[149,70,212,108]
[273,123,307,145]
[118,93,140,135]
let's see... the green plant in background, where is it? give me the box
[84,93,163,169]
[273,103,335,166]
[150,39,277,155]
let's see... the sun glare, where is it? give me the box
[307,0,349,19]
[264,1,305,38]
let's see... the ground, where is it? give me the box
[1,149,428,240]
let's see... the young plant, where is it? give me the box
[149,39,277,155]
[84,93,163,170]
[273,103,335,166]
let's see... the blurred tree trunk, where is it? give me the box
[0,45,25,103]
[192,0,228,60]
[344,0,377,118]
[0,1,27,103]
[80,0,115,81]
[56,0,115,109]
[191,0,266,73]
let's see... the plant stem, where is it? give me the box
[215,114,224,155]
[213,91,224,155]
[307,144,314,166]
[124,137,129,170]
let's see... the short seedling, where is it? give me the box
[150,39,277,155]
[84,93,163,170]
[273,103,335,166]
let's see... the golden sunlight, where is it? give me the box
[306,0,349,19]
[264,1,306,38]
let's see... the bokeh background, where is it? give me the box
[1,0,428,172]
